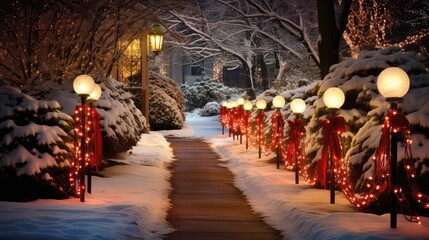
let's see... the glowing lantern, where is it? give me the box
[323,87,345,109]
[73,75,95,97]
[377,67,410,99]
[272,95,285,108]
[291,98,306,114]
[231,100,238,108]
[256,99,267,110]
[237,97,245,105]
[220,101,228,107]
[148,24,165,54]
[243,100,253,111]
[87,84,102,103]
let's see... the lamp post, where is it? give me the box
[273,95,285,169]
[290,98,306,184]
[243,100,253,150]
[141,24,165,131]
[73,74,95,202]
[256,99,267,158]
[231,100,238,140]
[220,101,228,134]
[376,67,410,229]
[85,84,102,194]
[322,87,345,204]
[237,98,245,144]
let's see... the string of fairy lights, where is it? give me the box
[219,92,429,226]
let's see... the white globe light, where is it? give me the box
[377,67,410,98]
[231,100,238,108]
[227,101,233,109]
[237,97,245,105]
[87,84,102,102]
[73,74,95,96]
[323,87,345,109]
[290,98,306,114]
[272,95,285,108]
[243,100,253,111]
[220,101,228,107]
[256,99,267,110]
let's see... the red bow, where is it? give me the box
[285,119,306,166]
[317,116,345,187]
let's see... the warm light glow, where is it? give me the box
[272,95,285,108]
[243,100,253,111]
[87,84,102,102]
[227,101,233,109]
[148,24,165,53]
[323,87,345,109]
[256,99,267,110]
[220,101,228,107]
[290,98,306,114]
[237,97,245,105]
[73,74,95,96]
[231,100,238,108]
[377,67,410,98]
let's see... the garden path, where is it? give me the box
[166,137,281,240]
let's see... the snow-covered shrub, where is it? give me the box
[149,74,184,130]
[306,47,429,198]
[0,87,74,201]
[50,77,146,159]
[181,76,240,111]
[199,102,220,116]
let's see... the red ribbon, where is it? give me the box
[317,116,345,187]
[285,119,306,166]
[91,107,102,172]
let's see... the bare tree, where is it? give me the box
[0,0,184,93]
[164,0,321,91]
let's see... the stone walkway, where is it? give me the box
[166,138,281,240]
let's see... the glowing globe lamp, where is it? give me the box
[273,95,286,108]
[87,84,102,103]
[243,100,253,111]
[231,100,238,108]
[290,98,306,114]
[73,74,95,97]
[256,99,267,110]
[220,101,228,107]
[377,67,410,99]
[237,97,245,105]
[227,101,233,109]
[323,87,345,109]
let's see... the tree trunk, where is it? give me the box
[317,0,352,80]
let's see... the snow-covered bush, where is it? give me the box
[181,76,240,111]
[49,77,146,159]
[305,47,429,197]
[0,87,74,201]
[149,74,185,130]
[199,102,220,116]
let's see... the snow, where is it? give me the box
[0,132,174,239]
[0,113,429,239]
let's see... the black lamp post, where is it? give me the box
[376,67,410,229]
[273,95,285,169]
[322,87,345,204]
[73,74,95,202]
[290,98,306,184]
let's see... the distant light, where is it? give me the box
[323,87,345,109]
[243,100,253,111]
[220,101,227,107]
[256,99,267,110]
[237,97,245,105]
[73,75,95,97]
[227,101,233,109]
[377,67,410,99]
[290,98,306,114]
[231,100,238,108]
[272,95,285,108]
